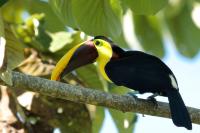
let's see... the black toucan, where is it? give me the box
[51,36,192,130]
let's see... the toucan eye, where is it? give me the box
[95,41,101,46]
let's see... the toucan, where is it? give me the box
[51,36,192,130]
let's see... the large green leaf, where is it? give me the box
[76,64,104,90]
[28,0,66,32]
[92,107,105,133]
[166,4,200,57]
[123,0,168,15]
[72,0,122,38]
[133,15,164,57]
[5,24,24,69]
[49,0,123,38]
[1,0,26,23]
[49,0,78,28]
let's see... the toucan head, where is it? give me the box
[51,36,124,81]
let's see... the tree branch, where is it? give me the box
[0,71,200,125]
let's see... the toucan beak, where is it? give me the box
[51,40,98,81]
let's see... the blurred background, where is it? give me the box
[0,0,199,132]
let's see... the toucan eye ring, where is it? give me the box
[95,40,101,46]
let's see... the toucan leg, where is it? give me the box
[147,93,159,108]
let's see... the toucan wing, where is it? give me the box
[105,51,177,94]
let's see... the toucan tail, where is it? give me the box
[167,89,192,130]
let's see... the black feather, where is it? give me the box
[167,90,192,130]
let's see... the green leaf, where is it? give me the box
[166,4,200,57]
[133,15,164,57]
[92,107,105,133]
[49,32,73,53]
[5,24,24,69]
[1,0,26,23]
[31,30,52,52]
[72,0,122,38]
[109,85,130,94]
[76,64,104,90]
[49,0,78,28]
[28,0,66,32]
[123,0,168,15]
[0,12,4,37]
[164,0,185,18]
[109,109,136,133]
[112,33,130,49]
[49,0,123,38]
[0,0,8,7]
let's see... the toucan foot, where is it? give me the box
[125,92,138,104]
[126,91,139,98]
[147,94,158,108]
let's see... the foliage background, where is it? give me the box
[0,0,199,132]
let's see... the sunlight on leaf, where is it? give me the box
[51,32,84,59]
[49,32,73,53]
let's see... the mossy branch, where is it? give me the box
[0,71,200,125]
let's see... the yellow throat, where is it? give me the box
[93,39,112,82]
